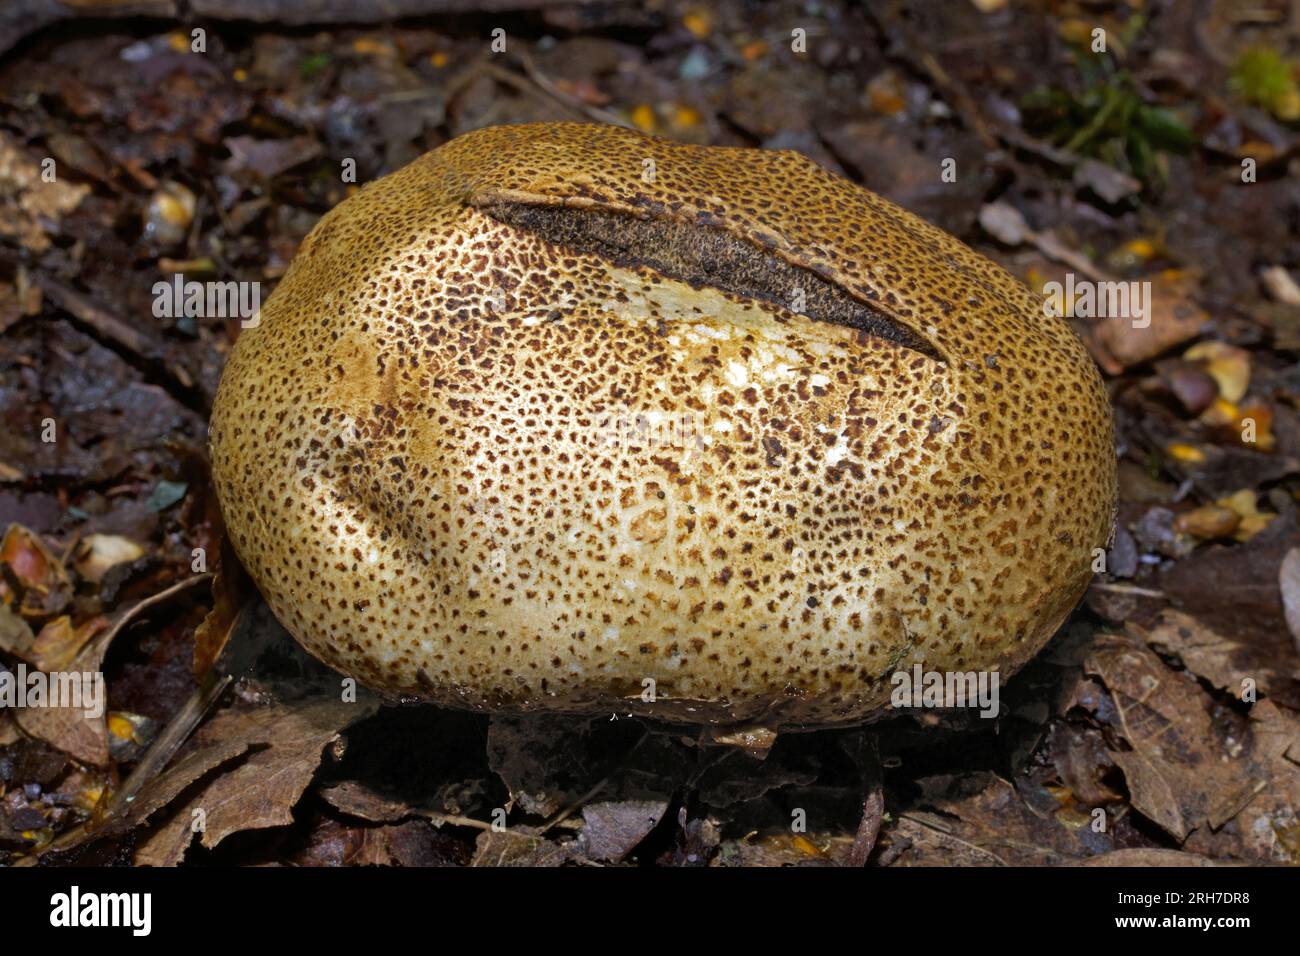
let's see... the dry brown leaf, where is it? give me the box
[470,826,569,867]
[576,799,668,863]
[13,697,108,768]
[1184,701,1300,863]
[0,524,72,620]
[319,781,410,824]
[134,697,377,864]
[0,603,35,658]
[883,774,1087,866]
[714,831,852,867]
[13,635,112,766]
[192,535,250,679]
[344,820,468,867]
[1085,634,1254,842]
[1085,271,1207,374]
[30,614,108,672]
[1136,609,1300,703]
[92,738,253,840]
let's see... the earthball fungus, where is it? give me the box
[209,123,1116,729]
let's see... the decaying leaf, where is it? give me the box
[714,831,853,867]
[13,633,112,767]
[1084,634,1255,842]
[192,535,251,679]
[469,826,569,867]
[576,799,668,863]
[30,615,108,673]
[134,697,377,864]
[881,774,1089,866]
[335,819,468,867]
[0,131,89,252]
[1231,702,1300,862]
[486,714,598,817]
[1181,700,1300,863]
[1136,609,1300,705]
[1077,848,1222,866]
[319,780,415,825]
[92,737,253,840]
[1160,509,1300,647]
[0,603,35,658]
[1184,340,1250,403]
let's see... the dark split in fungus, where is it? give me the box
[477,198,945,362]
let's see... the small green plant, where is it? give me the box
[1021,58,1192,190]
[1229,47,1300,121]
[298,52,332,81]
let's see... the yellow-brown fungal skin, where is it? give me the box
[209,123,1116,728]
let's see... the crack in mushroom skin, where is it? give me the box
[209,123,1116,729]
[475,199,946,362]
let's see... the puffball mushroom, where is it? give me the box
[209,123,1115,729]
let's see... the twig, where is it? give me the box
[90,572,213,663]
[100,668,229,822]
[30,272,207,413]
[33,273,162,364]
[539,730,648,834]
[1089,582,1166,598]
[510,50,633,129]
[848,734,885,867]
[865,2,1094,175]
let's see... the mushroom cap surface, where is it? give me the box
[209,123,1116,728]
